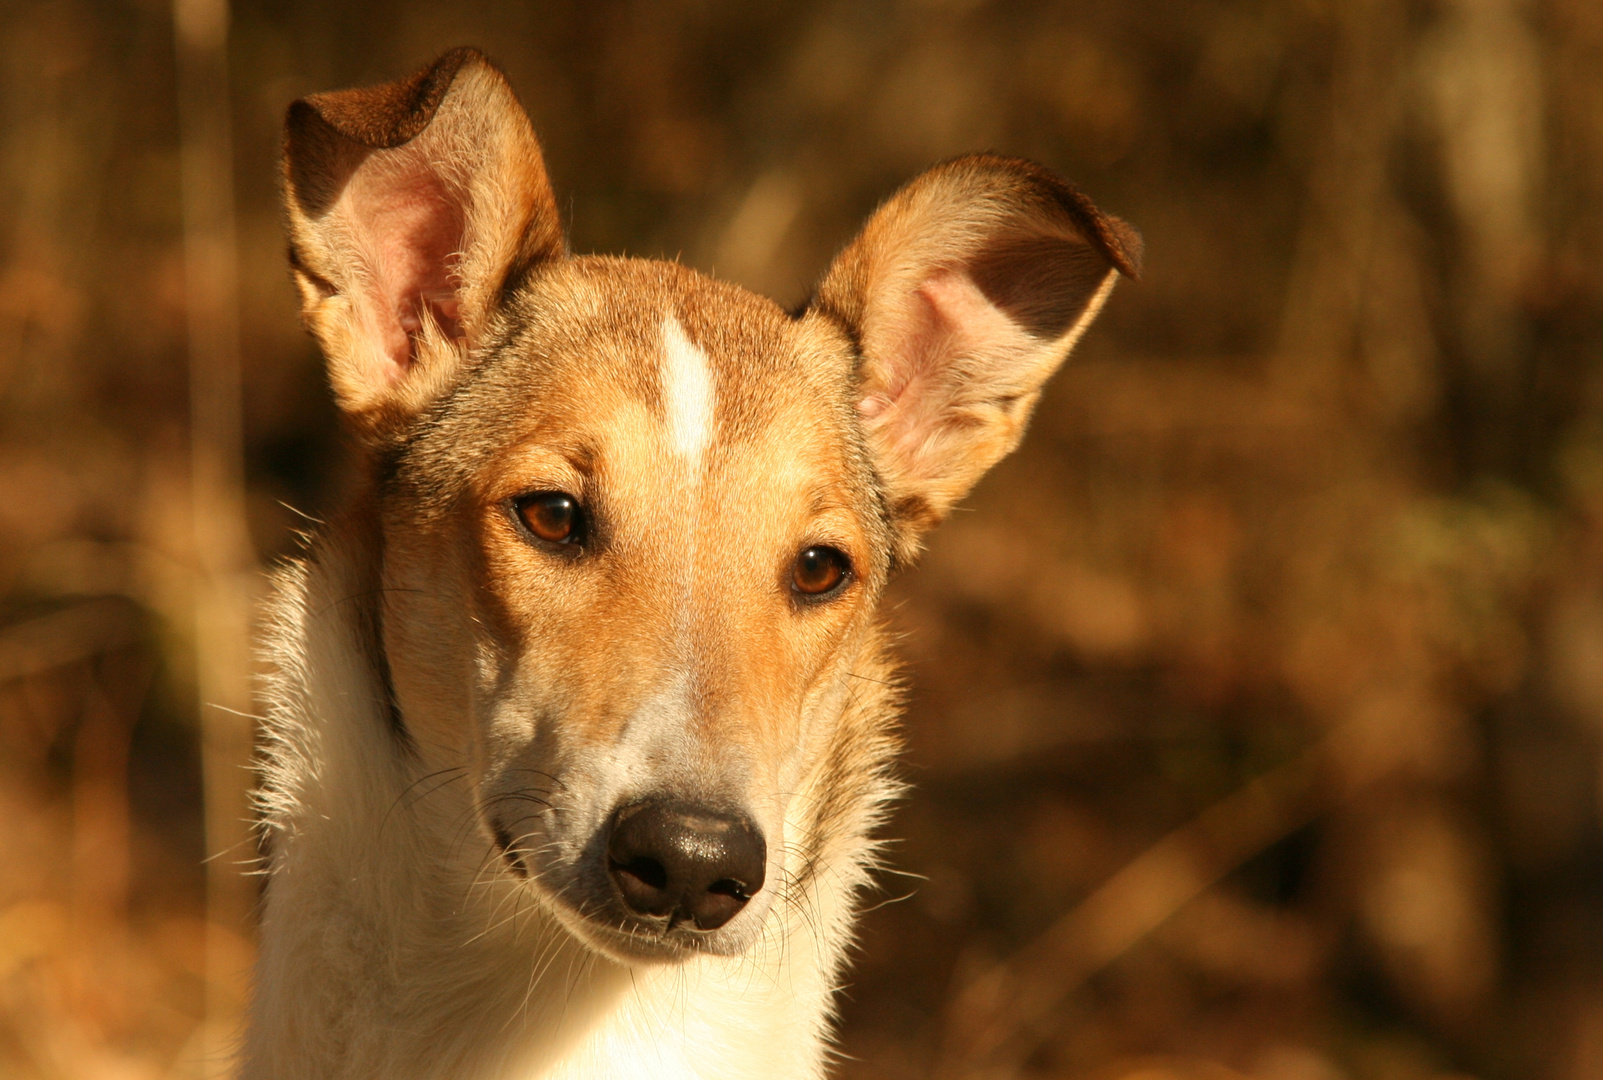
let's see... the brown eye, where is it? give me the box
[792,546,851,598]
[514,492,584,546]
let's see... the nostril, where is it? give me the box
[614,856,668,891]
[707,878,752,902]
[610,853,675,918]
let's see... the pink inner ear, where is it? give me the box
[347,163,466,379]
[859,269,959,420]
[860,268,1017,453]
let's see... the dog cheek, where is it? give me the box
[475,700,578,870]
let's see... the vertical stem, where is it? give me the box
[173,0,255,1069]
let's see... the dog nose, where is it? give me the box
[606,800,766,931]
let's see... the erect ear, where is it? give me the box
[283,47,563,436]
[807,154,1140,560]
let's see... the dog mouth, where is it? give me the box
[577,906,751,961]
[539,872,767,962]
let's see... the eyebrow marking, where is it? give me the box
[661,315,715,463]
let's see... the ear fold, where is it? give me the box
[283,48,564,435]
[807,155,1140,558]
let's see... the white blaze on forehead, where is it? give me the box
[661,315,715,461]
[651,315,711,785]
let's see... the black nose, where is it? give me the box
[605,800,766,931]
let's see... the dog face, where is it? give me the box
[283,49,1137,962]
[378,261,890,957]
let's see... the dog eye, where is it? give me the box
[792,546,851,598]
[514,492,585,545]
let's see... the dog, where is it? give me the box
[243,46,1138,1080]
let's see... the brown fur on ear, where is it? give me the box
[283,48,564,440]
[806,154,1139,563]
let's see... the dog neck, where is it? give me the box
[243,500,897,1080]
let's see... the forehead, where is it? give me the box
[419,256,872,504]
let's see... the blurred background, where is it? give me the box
[2,0,1601,1077]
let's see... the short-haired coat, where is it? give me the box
[244,47,1138,1080]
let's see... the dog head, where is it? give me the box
[282,48,1138,962]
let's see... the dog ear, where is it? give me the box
[807,155,1139,558]
[283,48,563,436]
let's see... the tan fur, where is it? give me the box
[247,48,1136,1079]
